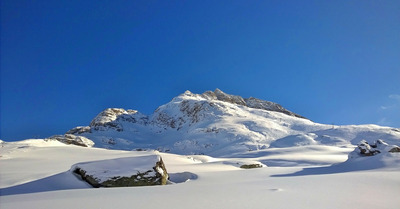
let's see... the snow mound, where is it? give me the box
[8,139,67,147]
[276,139,400,176]
[270,133,318,148]
[337,140,400,172]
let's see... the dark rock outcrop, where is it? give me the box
[72,155,168,188]
[89,108,148,132]
[389,146,400,153]
[66,126,91,135]
[201,89,306,119]
[245,97,306,119]
[357,139,400,156]
[46,134,94,147]
[240,164,263,169]
[357,140,380,156]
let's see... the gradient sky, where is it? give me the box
[1,0,400,141]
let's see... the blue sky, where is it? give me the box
[1,0,399,141]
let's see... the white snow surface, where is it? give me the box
[2,90,400,208]
[1,139,400,209]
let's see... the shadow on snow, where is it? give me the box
[0,171,90,196]
[0,171,197,196]
[272,154,399,177]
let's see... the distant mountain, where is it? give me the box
[51,89,400,157]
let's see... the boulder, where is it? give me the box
[71,155,168,188]
[46,134,94,147]
[357,140,380,156]
[388,146,400,153]
[240,164,263,169]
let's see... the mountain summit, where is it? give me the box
[53,89,400,157]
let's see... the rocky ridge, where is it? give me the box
[64,89,305,134]
[183,89,306,119]
[203,89,306,119]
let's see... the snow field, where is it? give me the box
[1,139,400,209]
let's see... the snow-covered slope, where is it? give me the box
[61,89,400,158]
[1,139,399,209]
[2,89,400,209]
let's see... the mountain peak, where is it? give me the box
[213,88,224,94]
[183,90,193,96]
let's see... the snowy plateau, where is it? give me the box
[1,89,400,209]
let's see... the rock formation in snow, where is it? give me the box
[356,139,400,157]
[89,108,148,132]
[71,155,168,187]
[47,134,94,147]
[202,88,306,119]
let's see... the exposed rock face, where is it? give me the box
[46,134,94,147]
[90,108,148,131]
[208,89,246,106]
[66,126,91,135]
[201,89,306,119]
[245,97,306,119]
[357,140,380,156]
[72,155,168,188]
[356,139,400,156]
[389,147,400,153]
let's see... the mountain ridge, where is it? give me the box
[52,89,400,158]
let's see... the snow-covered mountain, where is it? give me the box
[2,90,400,208]
[56,89,400,157]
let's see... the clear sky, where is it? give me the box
[1,0,399,141]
